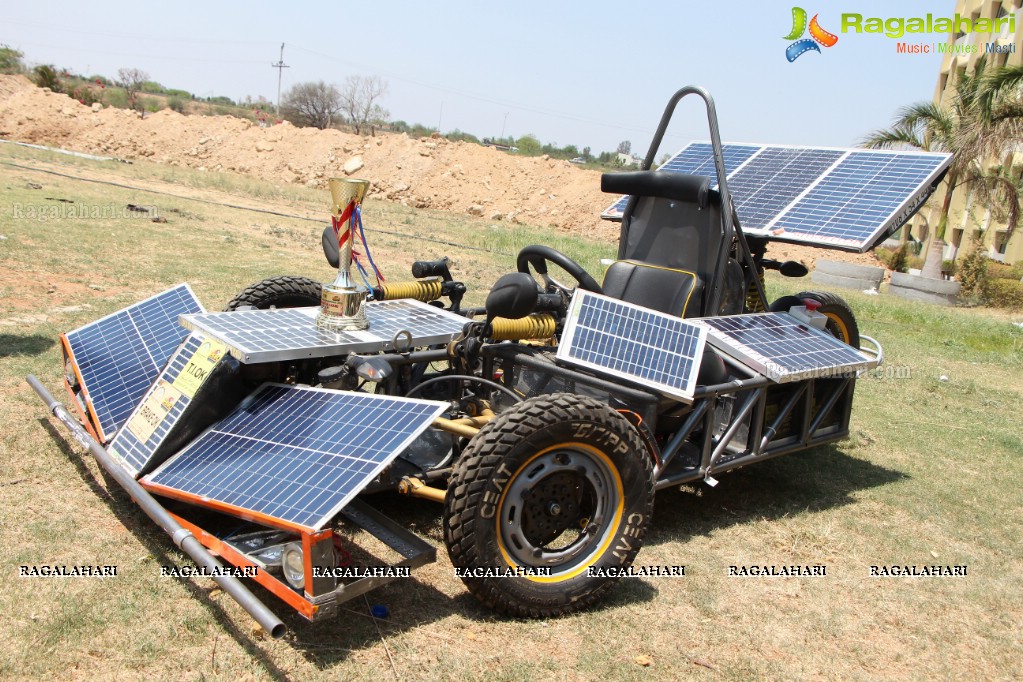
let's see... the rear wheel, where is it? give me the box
[224,275,322,311]
[796,290,859,347]
[444,393,654,618]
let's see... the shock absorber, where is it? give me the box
[745,267,766,312]
[375,276,444,303]
[488,314,557,341]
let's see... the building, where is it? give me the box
[914,0,1023,264]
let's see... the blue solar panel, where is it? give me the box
[697,313,877,383]
[108,332,231,477]
[766,151,946,247]
[601,142,950,252]
[726,147,843,230]
[142,385,447,531]
[181,299,467,363]
[63,284,204,441]
[557,291,707,402]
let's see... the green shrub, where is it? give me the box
[957,250,990,300]
[942,259,957,276]
[890,244,910,272]
[987,279,1023,310]
[987,260,1023,281]
[0,45,24,74]
[141,96,162,113]
[876,245,911,272]
[104,88,128,108]
[32,64,62,92]
[167,97,187,113]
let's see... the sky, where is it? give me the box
[2,1,955,158]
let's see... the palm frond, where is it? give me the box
[859,126,924,150]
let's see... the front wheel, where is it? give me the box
[444,393,654,618]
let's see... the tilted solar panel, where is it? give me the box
[62,284,204,441]
[108,331,236,477]
[557,290,707,402]
[142,384,447,532]
[601,142,950,252]
[180,298,467,363]
[696,312,878,383]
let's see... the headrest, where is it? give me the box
[600,172,719,209]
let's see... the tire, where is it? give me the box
[444,393,655,618]
[796,290,860,347]
[224,275,322,311]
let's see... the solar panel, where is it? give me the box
[62,284,204,442]
[601,142,951,252]
[557,290,707,402]
[142,384,447,532]
[108,332,233,477]
[180,298,467,363]
[696,312,878,382]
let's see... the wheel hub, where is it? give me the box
[499,446,616,571]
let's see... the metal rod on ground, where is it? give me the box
[26,375,287,640]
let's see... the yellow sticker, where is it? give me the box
[127,380,182,443]
[172,338,228,398]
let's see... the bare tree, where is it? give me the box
[117,68,149,112]
[339,75,389,135]
[280,81,342,129]
[616,140,632,155]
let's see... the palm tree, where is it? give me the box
[862,58,1023,279]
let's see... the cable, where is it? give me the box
[0,159,514,256]
[404,374,522,404]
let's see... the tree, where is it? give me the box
[280,81,342,129]
[862,58,1023,278]
[117,68,149,113]
[616,140,632,155]
[515,134,542,155]
[0,45,24,74]
[339,75,388,135]
[582,146,591,161]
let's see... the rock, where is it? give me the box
[467,204,484,216]
[91,103,102,113]
[343,156,364,175]
[489,211,504,221]
[255,140,274,152]
[423,142,437,149]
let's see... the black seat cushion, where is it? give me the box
[601,260,703,318]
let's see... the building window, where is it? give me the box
[994,232,1008,255]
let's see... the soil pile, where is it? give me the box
[0,75,880,265]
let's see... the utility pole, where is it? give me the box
[271,43,289,117]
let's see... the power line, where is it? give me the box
[271,43,289,118]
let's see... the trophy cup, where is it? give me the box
[316,178,371,332]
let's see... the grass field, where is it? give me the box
[1,144,1021,681]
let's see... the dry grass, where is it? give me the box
[1,145,1021,680]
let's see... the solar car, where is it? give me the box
[32,86,950,635]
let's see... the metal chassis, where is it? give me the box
[482,336,884,493]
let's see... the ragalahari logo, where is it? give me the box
[784,7,839,61]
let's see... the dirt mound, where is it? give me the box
[0,75,880,266]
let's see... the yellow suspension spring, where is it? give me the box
[377,276,443,302]
[489,314,557,341]
[745,268,766,312]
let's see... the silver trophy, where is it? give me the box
[316,178,371,332]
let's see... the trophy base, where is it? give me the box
[316,283,369,332]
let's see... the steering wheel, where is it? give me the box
[516,245,603,296]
